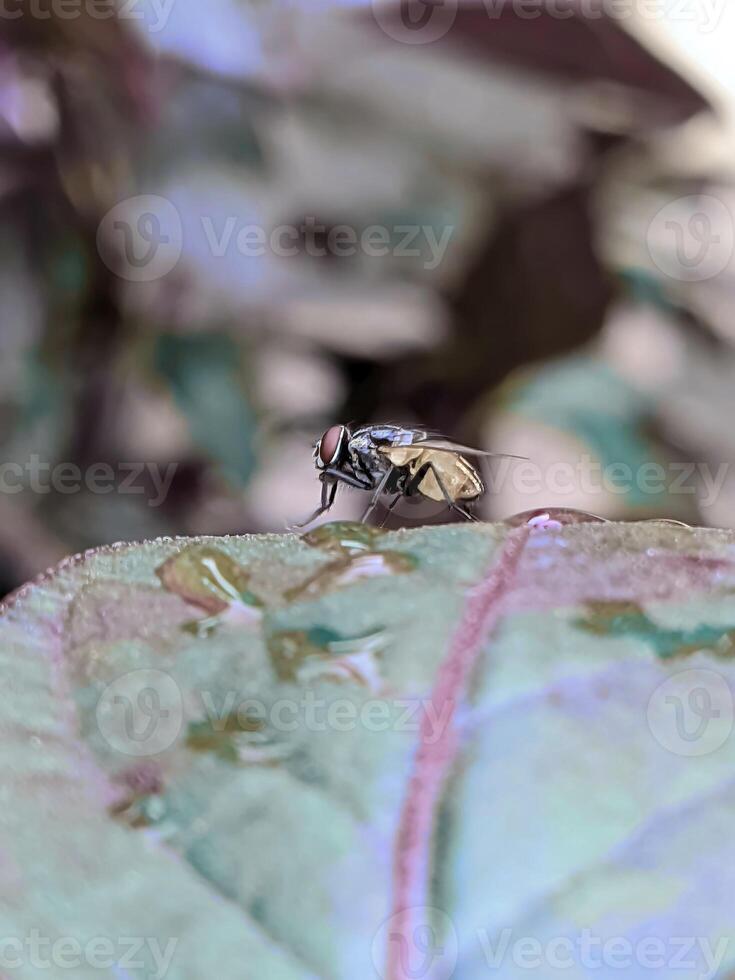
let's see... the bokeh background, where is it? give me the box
[3,0,735,595]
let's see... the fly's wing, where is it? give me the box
[411,436,526,460]
[354,423,523,459]
[375,428,526,471]
[367,425,526,459]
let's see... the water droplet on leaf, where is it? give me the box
[301,521,386,556]
[504,508,607,530]
[157,546,263,615]
[186,715,290,766]
[638,518,692,529]
[287,548,416,601]
[267,625,388,687]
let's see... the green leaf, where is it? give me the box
[2,521,735,978]
[154,332,256,484]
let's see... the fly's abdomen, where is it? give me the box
[414,451,483,502]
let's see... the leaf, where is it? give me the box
[575,601,735,660]
[2,520,735,978]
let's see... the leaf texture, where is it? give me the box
[1,521,735,979]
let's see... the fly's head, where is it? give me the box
[314,424,351,475]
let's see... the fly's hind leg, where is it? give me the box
[378,494,403,528]
[450,500,478,522]
[408,462,478,522]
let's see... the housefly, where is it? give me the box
[292,423,523,528]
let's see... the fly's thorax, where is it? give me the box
[347,431,373,457]
[352,423,414,445]
[348,431,389,477]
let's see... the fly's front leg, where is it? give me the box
[320,466,372,491]
[288,478,337,530]
[290,466,374,530]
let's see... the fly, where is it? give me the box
[292,423,523,528]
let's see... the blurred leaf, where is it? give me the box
[154,332,255,484]
[506,358,665,507]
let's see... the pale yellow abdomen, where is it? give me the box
[381,446,483,502]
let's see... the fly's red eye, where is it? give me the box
[318,425,344,466]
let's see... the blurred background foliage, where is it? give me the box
[2,0,735,595]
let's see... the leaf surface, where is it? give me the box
[2,521,735,978]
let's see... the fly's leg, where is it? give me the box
[288,479,337,530]
[289,464,376,530]
[378,494,403,528]
[450,501,478,522]
[408,462,478,522]
[320,466,373,490]
[360,467,394,524]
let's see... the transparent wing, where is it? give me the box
[358,423,527,460]
[412,437,527,460]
